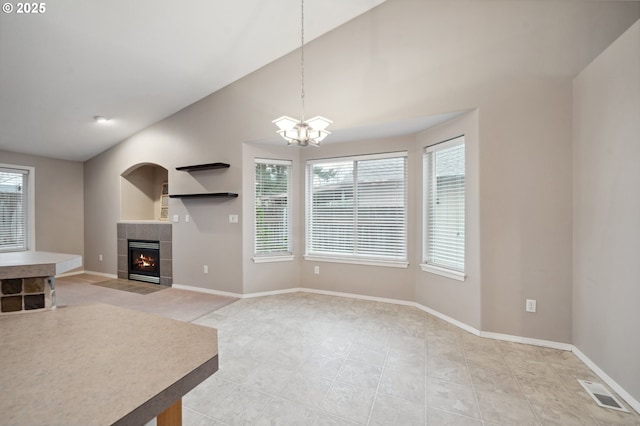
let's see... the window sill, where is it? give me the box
[252,255,295,263]
[305,255,408,269]
[420,263,466,281]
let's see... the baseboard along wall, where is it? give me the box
[172,282,639,414]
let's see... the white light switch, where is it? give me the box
[173,215,179,223]
[229,214,238,223]
[526,299,537,313]
[185,214,190,223]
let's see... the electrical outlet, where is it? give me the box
[173,214,179,223]
[314,266,320,275]
[203,265,208,274]
[526,299,537,313]
[185,214,190,223]
[99,254,103,262]
[229,214,238,223]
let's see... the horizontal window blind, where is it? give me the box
[0,167,28,252]
[307,152,407,262]
[424,138,465,271]
[254,159,292,256]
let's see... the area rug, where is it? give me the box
[91,279,167,295]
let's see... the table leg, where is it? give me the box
[48,275,57,309]
[157,398,182,426]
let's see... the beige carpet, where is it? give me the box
[55,273,238,322]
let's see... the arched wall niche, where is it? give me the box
[120,163,168,221]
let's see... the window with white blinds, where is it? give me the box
[254,159,292,258]
[306,152,407,266]
[423,137,465,275]
[0,167,29,252]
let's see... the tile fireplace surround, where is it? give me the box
[117,222,172,286]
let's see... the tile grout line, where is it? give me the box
[364,333,392,425]
[424,314,429,426]
[315,299,370,424]
[544,357,605,425]
[274,321,332,423]
[498,343,543,425]
[457,329,487,425]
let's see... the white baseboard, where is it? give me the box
[171,284,244,298]
[56,270,85,278]
[416,303,481,336]
[572,346,640,415]
[57,270,118,279]
[242,288,300,298]
[171,283,300,299]
[168,283,638,413]
[300,288,480,337]
[480,331,573,351]
[79,270,118,279]
[172,284,417,304]
[300,287,416,307]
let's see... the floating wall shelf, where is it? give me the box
[175,163,230,171]
[169,192,238,199]
[172,162,237,198]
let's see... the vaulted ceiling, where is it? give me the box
[0,0,386,161]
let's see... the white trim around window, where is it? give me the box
[0,164,35,252]
[305,151,408,267]
[420,263,466,281]
[253,158,293,261]
[253,255,295,263]
[422,136,466,279]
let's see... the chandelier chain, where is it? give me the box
[300,0,305,121]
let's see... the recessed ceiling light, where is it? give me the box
[94,116,110,124]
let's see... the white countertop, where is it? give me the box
[0,251,82,278]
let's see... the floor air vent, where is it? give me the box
[578,379,629,412]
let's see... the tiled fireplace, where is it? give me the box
[117,222,172,286]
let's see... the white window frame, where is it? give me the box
[253,158,294,263]
[421,137,466,281]
[305,151,408,268]
[0,164,35,253]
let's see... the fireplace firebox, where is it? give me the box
[128,240,160,284]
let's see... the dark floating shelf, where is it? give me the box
[175,163,230,171]
[169,192,238,199]
[172,163,237,198]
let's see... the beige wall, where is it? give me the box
[120,164,168,221]
[82,0,639,345]
[479,79,575,343]
[83,117,244,292]
[573,20,640,403]
[0,149,84,259]
[120,165,155,221]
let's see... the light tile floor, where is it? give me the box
[56,277,640,425]
[185,292,640,426]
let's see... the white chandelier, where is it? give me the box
[273,0,331,147]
